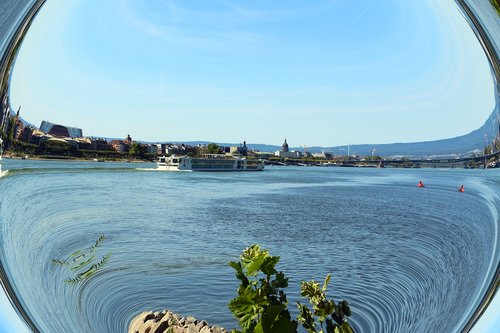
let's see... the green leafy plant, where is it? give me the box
[228,244,297,333]
[297,274,353,333]
[228,245,354,333]
[51,234,111,284]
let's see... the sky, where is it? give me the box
[9,0,497,146]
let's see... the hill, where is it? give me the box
[155,108,499,158]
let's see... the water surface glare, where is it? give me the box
[0,159,498,332]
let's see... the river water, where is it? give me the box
[0,159,498,333]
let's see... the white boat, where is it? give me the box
[157,155,264,171]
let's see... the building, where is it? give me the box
[90,138,113,151]
[110,140,130,153]
[312,152,333,160]
[229,141,248,156]
[275,139,301,158]
[74,137,93,150]
[147,144,158,155]
[155,143,166,155]
[40,120,83,138]
[165,144,186,155]
[253,151,274,159]
[281,139,289,153]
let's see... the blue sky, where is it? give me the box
[9,0,496,146]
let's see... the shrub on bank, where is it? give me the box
[228,244,353,333]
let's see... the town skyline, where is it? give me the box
[5,109,499,158]
[9,0,497,147]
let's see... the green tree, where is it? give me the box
[129,142,144,158]
[207,143,223,154]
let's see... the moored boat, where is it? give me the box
[157,155,264,171]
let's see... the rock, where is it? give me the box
[128,310,227,333]
[186,323,198,333]
[150,317,169,333]
[196,320,208,329]
[129,312,152,332]
[199,327,211,333]
[211,326,227,333]
[144,313,156,323]
[155,312,166,322]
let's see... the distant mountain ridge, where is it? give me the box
[138,108,499,157]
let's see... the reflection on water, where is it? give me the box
[51,235,111,284]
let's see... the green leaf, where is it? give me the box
[255,304,296,333]
[333,300,351,324]
[260,256,279,276]
[254,305,279,333]
[270,310,297,333]
[259,304,284,332]
[51,258,68,266]
[325,319,336,333]
[322,273,331,293]
[272,272,289,289]
[89,234,105,252]
[70,255,95,271]
[54,236,111,285]
[229,261,242,273]
[314,300,335,321]
[336,322,354,333]
[228,286,268,330]
[297,302,317,333]
[301,280,324,306]
[241,244,262,264]
[229,261,250,287]
[69,250,83,258]
[245,251,268,276]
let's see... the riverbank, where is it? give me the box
[2,154,153,163]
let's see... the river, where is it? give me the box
[0,159,498,332]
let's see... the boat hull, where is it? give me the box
[157,155,264,172]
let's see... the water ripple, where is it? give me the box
[0,164,498,332]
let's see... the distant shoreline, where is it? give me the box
[2,154,153,163]
[2,154,499,169]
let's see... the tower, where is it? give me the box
[281,139,289,153]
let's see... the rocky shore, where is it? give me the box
[129,310,228,333]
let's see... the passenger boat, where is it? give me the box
[157,155,264,171]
